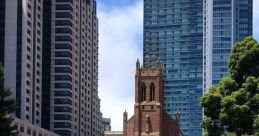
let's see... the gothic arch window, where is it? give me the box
[150,82,155,101]
[141,82,146,102]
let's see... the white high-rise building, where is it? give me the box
[42,0,103,136]
[1,0,103,136]
[2,0,43,126]
[0,0,61,135]
[203,0,253,92]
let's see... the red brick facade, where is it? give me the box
[123,59,182,136]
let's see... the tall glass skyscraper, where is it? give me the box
[144,0,204,135]
[204,0,253,91]
[144,0,252,136]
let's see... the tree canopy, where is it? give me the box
[201,36,259,136]
[0,65,17,136]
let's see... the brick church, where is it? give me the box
[123,59,182,136]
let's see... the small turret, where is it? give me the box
[136,59,140,69]
[123,110,128,136]
[156,57,162,69]
[176,110,181,124]
[123,110,128,121]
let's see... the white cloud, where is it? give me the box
[97,1,143,131]
[253,0,259,41]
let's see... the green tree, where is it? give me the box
[0,65,17,136]
[201,36,259,136]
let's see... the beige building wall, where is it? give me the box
[13,118,59,136]
[105,131,123,136]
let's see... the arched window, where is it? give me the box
[141,83,146,102]
[150,82,155,101]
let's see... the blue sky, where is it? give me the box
[97,0,143,131]
[97,0,259,131]
[97,0,139,6]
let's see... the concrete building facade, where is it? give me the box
[102,118,111,132]
[13,118,60,136]
[0,0,60,135]
[42,0,103,136]
[0,0,103,136]
[1,0,43,126]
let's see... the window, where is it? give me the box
[150,82,155,101]
[27,12,31,18]
[55,59,72,66]
[55,20,72,26]
[55,28,72,34]
[54,106,72,112]
[55,43,72,50]
[26,89,30,94]
[55,91,72,97]
[27,4,31,9]
[54,98,72,105]
[13,124,18,131]
[55,51,72,58]
[54,122,71,128]
[56,4,73,11]
[54,114,72,120]
[27,37,31,43]
[55,83,72,89]
[26,106,30,111]
[56,0,73,3]
[55,75,72,81]
[27,128,31,135]
[26,72,31,77]
[55,12,73,19]
[54,130,71,136]
[27,29,31,35]
[141,83,146,102]
[55,67,72,73]
[20,126,24,132]
[55,35,72,42]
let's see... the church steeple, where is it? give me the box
[135,58,164,103]
[133,58,165,134]
[123,59,181,136]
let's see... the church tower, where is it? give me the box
[134,58,164,135]
[123,58,181,136]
